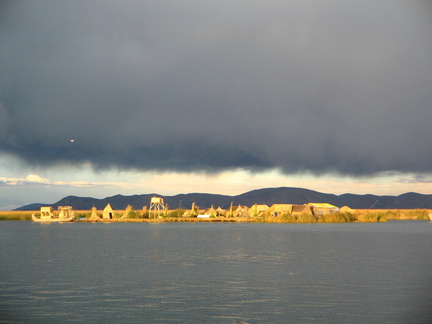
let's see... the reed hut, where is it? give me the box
[103,203,114,219]
[291,204,312,216]
[306,203,339,217]
[204,205,217,217]
[232,205,249,217]
[248,204,269,217]
[340,206,355,213]
[215,207,225,217]
[270,204,293,217]
[89,206,101,221]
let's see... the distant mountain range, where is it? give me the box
[15,187,432,211]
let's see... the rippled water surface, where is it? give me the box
[1,221,432,323]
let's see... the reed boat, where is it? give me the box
[32,206,75,222]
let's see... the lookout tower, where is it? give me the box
[149,197,166,218]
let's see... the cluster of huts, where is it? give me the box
[191,202,342,218]
[89,198,345,220]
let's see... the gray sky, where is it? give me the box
[1,1,432,208]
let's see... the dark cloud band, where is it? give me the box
[1,1,432,176]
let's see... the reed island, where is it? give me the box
[2,196,431,223]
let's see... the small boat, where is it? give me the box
[32,206,75,222]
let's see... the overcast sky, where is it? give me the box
[1,1,432,209]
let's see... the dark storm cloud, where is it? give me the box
[1,1,432,175]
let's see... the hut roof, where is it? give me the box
[205,206,216,215]
[307,203,339,210]
[233,205,249,217]
[104,203,114,212]
[248,204,269,216]
[270,204,293,212]
[251,204,268,210]
[89,206,100,220]
[340,206,355,213]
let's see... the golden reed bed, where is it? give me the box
[1,209,431,222]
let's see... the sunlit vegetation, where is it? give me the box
[127,209,138,218]
[167,209,186,218]
[319,212,357,223]
[0,211,33,220]
[257,209,431,223]
[1,208,430,223]
[355,209,430,221]
[356,212,387,222]
[260,212,355,223]
[398,209,429,220]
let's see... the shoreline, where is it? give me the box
[2,208,431,222]
[77,216,259,223]
[74,212,432,223]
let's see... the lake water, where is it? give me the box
[1,221,432,323]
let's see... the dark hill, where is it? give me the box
[15,187,432,211]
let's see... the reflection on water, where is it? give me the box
[1,221,432,323]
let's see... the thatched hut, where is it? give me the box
[291,204,312,215]
[89,206,101,221]
[270,204,293,217]
[305,203,339,217]
[103,203,114,219]
[215,207,225,217]
[204,205,217,217]
[231,205,249,217]
[248,204,269,217]
[340,206,355,213]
